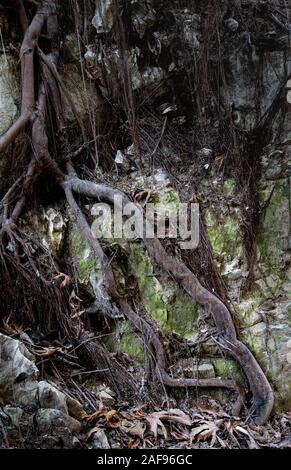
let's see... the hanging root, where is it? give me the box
[63,173,274,425]
[0,0,274,425]
[62,174,243,419]
[0,1,50,153]
[0,0,139,400]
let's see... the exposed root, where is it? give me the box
[0,1,49,153]
[0,0,138,401]
[0,0,274,427]
[64,174,274,425]
[63,174,245,418]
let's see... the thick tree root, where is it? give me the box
[65,175,274,425]
[0,2,50,153]
[64,178,245,418]
[0,1,139,401]
[0,0,274,425]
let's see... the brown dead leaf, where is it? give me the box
[84,408,120,427]
[190,420,222,447]
[146,414,167,440]
[105,410,120,427]
[133,410,146,420]
[53,272,71,288]
[120,419,146,439]
[198,406,217,416]
[2,315,22,336]
[146,409,192,440]
[127,439,140,449]
[215,154,225,172]
[34,346,63,357]
[84,409,105,424]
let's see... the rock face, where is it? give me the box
[92,0,115,34]
[0,333,39,407]
[0,55,20,136]
[1,0,291,419]
[0,52,21,189]
[20,206,68,257]
[0,333,84,448]
[73,0,291,409]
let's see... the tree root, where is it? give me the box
[63,177,245,418]
[0,1,139,401]
[0,2,49,153]
[0,0,274,425]
[64,174,274,425]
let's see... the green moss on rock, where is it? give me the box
[223,179,235,197]
[212,358,244,382]
[118,323,145,364]
[258,181,289,279]
[69,219,101,291]
[128,244,198,337]
[205,210,241,259]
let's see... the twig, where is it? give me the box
[37,46,86,140]
[151,116,168,157]
[71,368,110,377]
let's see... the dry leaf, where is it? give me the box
[3,315,22,336]
[234,425,260,449]
[190,420,222,447]
[106,409,119,422]
[120,419,146,439]
[146,414,167,440]
[84,409,105,424]
[146,409,191,440]
[127,439,140,449]
[34,346,63,357]
[53,272,71,288]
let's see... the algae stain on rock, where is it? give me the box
[205,210,241,260]
[257,180,290,280]
[117,324,145,364]
[68,216,101,293]
[128,244,198,338]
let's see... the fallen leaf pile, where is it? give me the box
[83,404,291,449]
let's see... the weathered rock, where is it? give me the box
[99,390,115,405]
[0,333,39,407]
[35,408,81,435]
[63,33,81,63]
[0,53,21,189]
[180,11,201,49]
[59,62,103,123]
[66,396,87,421]
[222,50,286,131]
[38,380,85,418]
[0,333,85,431]
[37,381,69,415]
[92,0,114,34]
[91,429,110,449]
[196,363,215,379]
[224,18,239,31]
[0,55,20,136]
[19,206,67,257]
[1,405,23,428]
[131,1,156,39]
[96,384,116,406]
